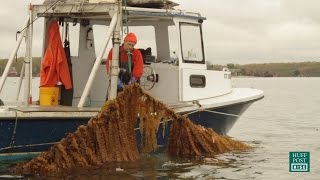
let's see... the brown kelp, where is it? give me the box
[12,85,249,176]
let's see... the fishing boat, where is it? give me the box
[0,0,263,160]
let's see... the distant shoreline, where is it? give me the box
[232,76,320,78]
[0,57,41,76]
[208,61,320,77]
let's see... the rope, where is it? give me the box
[185,108,250,118]
[127,51,132,73]
[19,0,62,33]
[79,0,86,13]
[123,0,129,35]
[204,109,241,117]
[7,111,19,148]
[134,118,173,131]
[64,22,69,43]
[185,108,270,121]
[0,142,58,152]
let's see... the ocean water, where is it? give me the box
[227,77,320,180]
[0,77,319,179]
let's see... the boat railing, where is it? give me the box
[0,18,30,102]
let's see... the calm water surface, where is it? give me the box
[0,77,319,179]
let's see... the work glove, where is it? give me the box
[129,77,137,84]
[117,79,124,89]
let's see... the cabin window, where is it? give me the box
[129,26,157,57]
[93,25,157,61]
[180,23,205,64]
[189,75,206,88]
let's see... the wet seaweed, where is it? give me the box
[11,85,250,176]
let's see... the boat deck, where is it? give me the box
[0,102,199,119]
[0,105,100,119]
[0,87,264,120]
[9,106,100,113]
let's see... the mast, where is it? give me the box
[108,1,122,100]
[24,5,34,105]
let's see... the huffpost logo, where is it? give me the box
[289,152,310,172]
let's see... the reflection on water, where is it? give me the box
[1,77,319,179]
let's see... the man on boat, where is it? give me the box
[106,32,144,91]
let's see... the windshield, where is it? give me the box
[180,23,204,63]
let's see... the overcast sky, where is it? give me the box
[0,0,319,64]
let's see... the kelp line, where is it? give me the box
[12,85,249,176]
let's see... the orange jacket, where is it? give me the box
[106,46,144,79]
[40,20,72,89]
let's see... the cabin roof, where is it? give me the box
[43,0,179,9]
[32,2,206,22]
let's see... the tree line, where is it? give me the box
[0,57,41,76]
[208,61,320,77]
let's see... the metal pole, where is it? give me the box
[29,8,34,104]
[0,18,29,94]
[15,61,25,100]
[24,20,31,105]
[77,8,119,107]
[108,7,122,100]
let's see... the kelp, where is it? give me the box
[12,85,249,176]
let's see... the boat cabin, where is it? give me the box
[0,0,232,108]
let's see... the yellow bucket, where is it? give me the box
[40,87,59,106]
